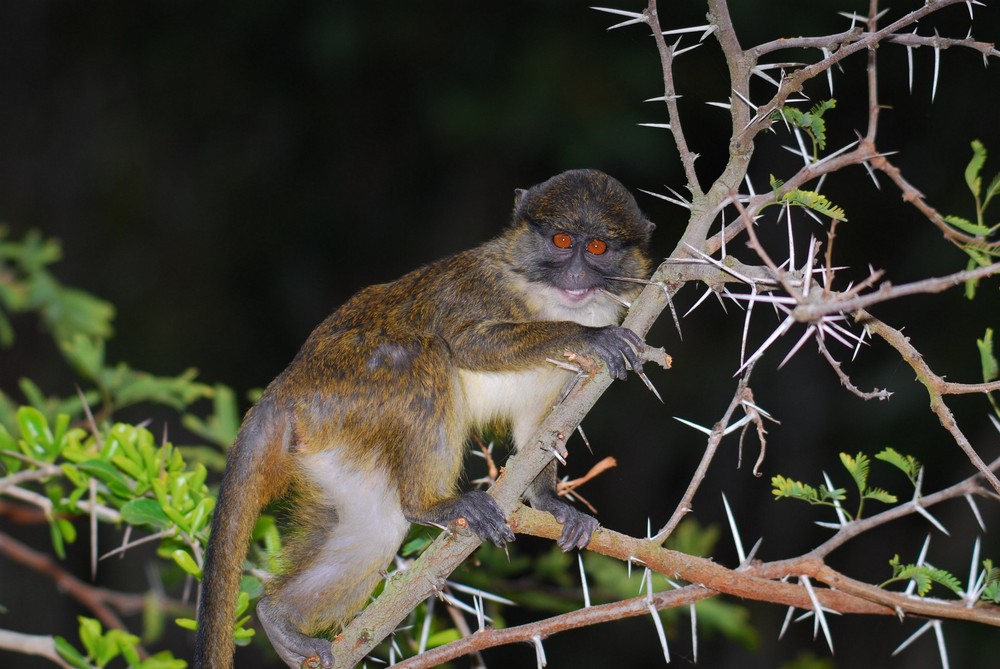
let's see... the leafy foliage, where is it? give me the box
[883,555,963,597]
[980,559,1000,604]
[943,141,1000,298]
[0,229,215,434]
[55,617,185,669]
[769,176,847,221]
[776,99,837,156]
[772,450,910,521]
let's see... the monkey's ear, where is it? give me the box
[513,188,528,208]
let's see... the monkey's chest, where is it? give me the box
[457,366,572,437]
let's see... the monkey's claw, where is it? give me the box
[454,490,515,546]
[528,493,598,551]
[586,326,645,381]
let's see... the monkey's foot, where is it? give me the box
[530,495,599,551]
[415,490,515,547]
[257,597,335,669]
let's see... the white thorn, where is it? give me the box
[532,634,547,668]
[964,493,987,532]
[822,471,850,527]
[801,575,834,653]
[673,416,712,435]
[578,552,591,608]
[907,29,917,93]
[821,47,834,95]
[722,493,747,564]
[892,620,933,656]
[932,29,941,103]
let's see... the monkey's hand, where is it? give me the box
[412,490,515,547]
[526,489,598,551]
[581,326,645,381]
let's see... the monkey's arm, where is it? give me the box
[449,320,645,379]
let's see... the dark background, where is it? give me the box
[2,1,999,667]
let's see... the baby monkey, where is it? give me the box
[195,169,655,668]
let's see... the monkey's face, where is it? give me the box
[509,169,655,308]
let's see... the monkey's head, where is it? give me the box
[505,169,655,311]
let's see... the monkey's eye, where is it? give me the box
[587,239,608,255]
[552,233,573,249]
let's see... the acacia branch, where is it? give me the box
[859,311,1000,494]
[653,373,752,542]
[645,0,701,194]
[396,502,1000,668]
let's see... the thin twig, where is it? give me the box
[859,311,1000,494]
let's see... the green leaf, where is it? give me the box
[44,286,115,343]
[978,328,998,382]
[776,187,847,221]
[862,487,898,505]
[120,498,172,529]
[966,139,986,199]
[172,548,202,577]
[839,452,870,495]
[58,333,106,381]
[17,405,55,459]
[54,636,92,669]
[885,555,963,596]
[944,214,989,236]
[985,171,1000,207]
[78,616,103,657]
[50,517,67,559]
[181,383,241,448]
[875,447,921,484]
[174,617,198,631]
[772,474,817,501]
[76,459,134,499]
[136,651,187,669]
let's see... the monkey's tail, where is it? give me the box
[194,397,290,669]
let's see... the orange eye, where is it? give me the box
[587,239,608,255]
[553,233,573,249]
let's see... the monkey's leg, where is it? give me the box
[259,449,411,669]
[525,460,599,551]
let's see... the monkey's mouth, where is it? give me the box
[559,288,597,305]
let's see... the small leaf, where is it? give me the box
[944,214,989,236]
[771,475,820,503]
[77,459,134,499]
[54,636,92,669]
[863,487,898,504]
[120,498,171,529]
[966,140,986,198]
[839,452,870,494]
[875,447,921,484]
[977,328,998,382]
[172,548,202,577]
[985,171,1000,205]
[174,617,198,631]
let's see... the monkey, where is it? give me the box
[194,169,656,669]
